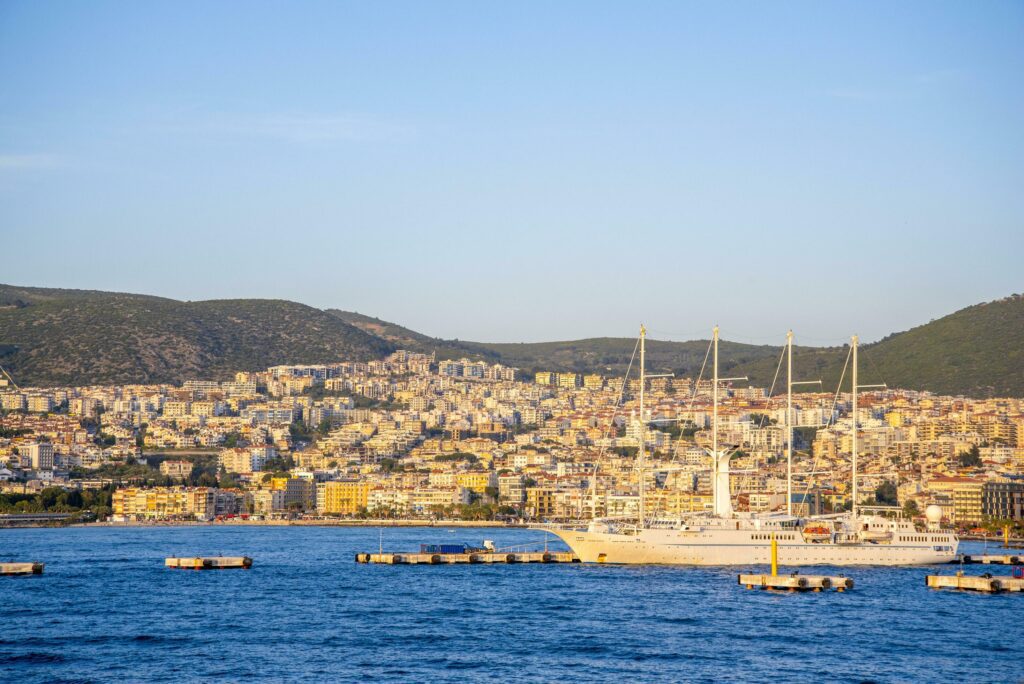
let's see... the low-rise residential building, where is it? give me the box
[112,487,216,521]
[219,448,271,474]
[159,460,194,479]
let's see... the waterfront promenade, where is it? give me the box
[82,518,515,528]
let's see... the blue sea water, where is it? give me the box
[1,526,1022,683]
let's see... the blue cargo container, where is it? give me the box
[420,544,470,554]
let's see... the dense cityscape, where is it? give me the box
[5,2,1024,681]
[2,348,1021,532]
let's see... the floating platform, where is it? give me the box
[960,554,1023,565]
[165,556,253,570]
[926,572,1024,593]
[356,551,579,565]
[738,573,853,592]
[1,562,44,576]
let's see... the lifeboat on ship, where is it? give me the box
[860,529,893,542]
[801,525,832,542]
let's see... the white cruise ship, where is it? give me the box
[547,326,958,566]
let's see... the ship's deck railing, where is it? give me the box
[857,505,904,518]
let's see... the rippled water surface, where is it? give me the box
[2,526,1022,683]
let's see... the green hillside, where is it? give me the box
[728,295,1024,398]
[336,295,1024,397]
[326,310,499,363]
[2,284,1021,396]
[328,311,785,377]
[0,285,393,387]
[863,294,1024,396]
[460,337,783,380]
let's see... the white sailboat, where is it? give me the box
[546,326,958,566]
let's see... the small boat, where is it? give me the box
[802,526,832,542]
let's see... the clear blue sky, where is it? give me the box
[1,1,1021,345]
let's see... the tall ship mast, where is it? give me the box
[546,326,959,566]
[638,325,646,528]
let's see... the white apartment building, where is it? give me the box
[23,442,55,470]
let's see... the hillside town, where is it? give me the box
[1,350,1022,532]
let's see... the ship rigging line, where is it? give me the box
[664,337,713,472]
[0,364,19,392]
[686,338,714,408]
[715,359,776,464]
[584,333,641,519]
[742,343,787,485]
[755,344,786,431]
[650,335,781,509]
[637,336,715,525]
[797,344,853,512]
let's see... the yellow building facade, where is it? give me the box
[321,481,371,515]
[455,471,496,494]
[112,487,215,520]
[534,372,555,386]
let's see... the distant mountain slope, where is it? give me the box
[462,337,784,379]
[336,296,1024,397]
[0,285,393,387]
[3,285,1021,396]
[863,294,1024,396]
[326,310,499,363]
[327,311,785,377]
[726,295,1024,398]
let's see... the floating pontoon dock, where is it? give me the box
[356,551,578,564]
[737,535,853,592]
[960,554,1023,565]
[1,562,44,576]
[165,556,253,569]
[738,572,854,592]
[926,571,1024,593]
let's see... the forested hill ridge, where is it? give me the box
[339,294,1024,395]
[725,295,1024,399]
[324,310,501,363]
[0,285,393,387]
[338,296,1024,398]
[1,284,1021,397]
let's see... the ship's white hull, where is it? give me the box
[550,527,958,566]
